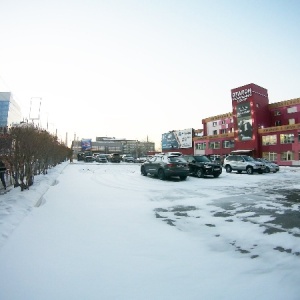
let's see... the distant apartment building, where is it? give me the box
[0,92,22,132]
[163,83,300,166]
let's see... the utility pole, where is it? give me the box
[29,97,42,127]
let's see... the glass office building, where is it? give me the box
[0,92,22,128]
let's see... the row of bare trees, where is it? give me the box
[0,124,72,191]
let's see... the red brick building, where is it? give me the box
[169,83,300,166]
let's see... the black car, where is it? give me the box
[141,153,189,180]
[182,155,222,178]
[84,155,94,162]
[108,153,121,163]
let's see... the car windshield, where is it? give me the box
[194,156,211,163]
[243,156,254,161]
[262,158,271,163]
[168,157,187,163]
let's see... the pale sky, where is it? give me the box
[0,0,299,148]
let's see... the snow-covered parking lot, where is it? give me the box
[0,161,300,300]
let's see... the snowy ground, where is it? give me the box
[0,161,300,300]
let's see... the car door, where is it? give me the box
[235,156,246,170]
[227,156,238,170]
[183,156,192,172]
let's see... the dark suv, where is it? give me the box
[183,155,222,178]
[108,153,121,163]
[223,155,265,174]
[141,153,189,180]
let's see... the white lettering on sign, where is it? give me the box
[232,88,252,103]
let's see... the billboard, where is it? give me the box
[237,102,253,141]
[81,139,92,151]
[162,128,193,150]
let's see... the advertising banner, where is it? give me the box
[162,128,193,150]
[237,102,253,141]
[81,139,92,151]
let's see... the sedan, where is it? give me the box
[255,158,279,173]
[96,154,108,163]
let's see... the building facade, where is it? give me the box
[166,83,300,166]
[72,137,155,158]
[0,92,22,132]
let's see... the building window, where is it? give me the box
[220,129,226,134]
[196,142,206,150]
[274,110,281,116]
[298,133,300,142]
[275,120,281,126]
[262,135,277,145]
[213,130,217,135]
[287,106,297,113]
[280,133,294,144]
[221,120,225,125]
[281,151,294,161]
[209,141,220,149]
[223,140,234,148]
[289,118,295,125]
[262,152,277,162]
[213,122,217,127]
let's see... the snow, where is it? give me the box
[1,161,300,300]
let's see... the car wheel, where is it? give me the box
[141,166,147,176]
[225,165,232,173]
[196,169,204,178]
[180,175,187,180]
[213,174,220,178]
[265,167,270,173]
[158,169,166,180]
[246,166,253,174]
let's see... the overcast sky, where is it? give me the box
[0,0,299,148]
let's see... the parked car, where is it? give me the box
[108,153,121,163]
[163,151,183,156]
[223,155,265,174]
[140,153,189,180]
[95,154,108,163]
[122,154,135,163]
[93,153,100,159]
[182,155,222,178]
[255,158,279,173]
[84,155,94,162]
[135,156,148,163]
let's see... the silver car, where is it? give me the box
[223,155,265,175]
[255,158,279,173]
